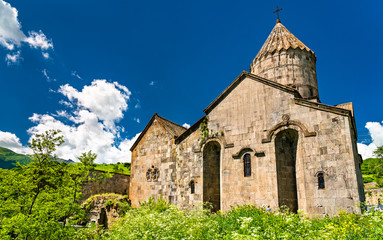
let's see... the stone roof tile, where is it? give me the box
[255,21,314,59]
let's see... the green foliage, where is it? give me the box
[93,163,130,175]
[375,146,383,158]
[199,117,209,143]
[0,146,31,169]
[100,202,383,240]
[82,193,131,217]
[0,130,98,239]
[362,146,383,187]
[138,196,171,212]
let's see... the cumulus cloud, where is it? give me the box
[149,81,155,86]
[58,80,131,130]
[358,121,383,159]
[182,123,190,129]
[24,30,53,50]
[0,0,25,50]
[0,130,30,154]
[0,1,53,61]
[5,50,21,65]
[24,79,136,163]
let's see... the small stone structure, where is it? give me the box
[365,188,383,206]
[84,194,128,228]
[129,20,365,217]
[81,170,130,201]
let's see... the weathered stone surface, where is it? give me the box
[365,188,383,205]
[129,20,365,217]
[81,170,130,202]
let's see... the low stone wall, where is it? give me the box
[365,188,383,205]
[81,170,130,201]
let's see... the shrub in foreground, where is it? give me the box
[100,201,383,240]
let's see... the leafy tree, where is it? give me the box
[373,146,383,187]
[0,130,97,239]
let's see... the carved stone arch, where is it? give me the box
[232,147,254,159]
[201,137,224,152]
[232,147,265,159]
[262,120,316,143]
[195,136,233,153]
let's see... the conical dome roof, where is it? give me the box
[254,20,314,60]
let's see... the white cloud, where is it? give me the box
[42,69,55,82]
[58,80,131,129]
[0,130,30,154]
[0,0,25,50]
[24,80,137,163]
[71,71,82,80]
[5,50,21,65]
[182,123,190,129]
[149,81,155,86]
[59,100,73,108]
[358,121,383,159]
[0,1,53,61]
[42,52,49,59]
[134,117,140,123]
[24,30,53,50]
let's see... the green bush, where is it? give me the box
[89,199,383,240]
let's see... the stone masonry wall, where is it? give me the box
[251,49,318,99]
[129,118,178,207]
[175,130,203,209]
[81,170,130,201]
[192,75,363,216]
[365,189,383,205]
[129,73,364,217]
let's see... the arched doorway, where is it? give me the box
[203,141,221,212]
[275,129,299,213]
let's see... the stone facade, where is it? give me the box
[365,188,383,205]
[81,170,130,201]
[129,20,365,217]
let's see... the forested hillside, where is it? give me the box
[0,147,31,169]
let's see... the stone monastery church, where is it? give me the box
[129,19,365,216]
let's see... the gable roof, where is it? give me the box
[175,116,206,144]
[130,113,187,151]
[203,71,301,114]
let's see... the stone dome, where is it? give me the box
[250,20,319,99]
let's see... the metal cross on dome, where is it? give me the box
[273,6,283,22]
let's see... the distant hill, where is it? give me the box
[0,147,31,169]
[0,147,75,169]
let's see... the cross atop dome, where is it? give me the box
[273,6,283,23]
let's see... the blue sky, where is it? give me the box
[0,0,382,162]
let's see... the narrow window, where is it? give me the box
[146,169,152,182]
[152,168,159,181]
[190,180,195,194]
[317,173,325,189]
[244,154,251,177]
